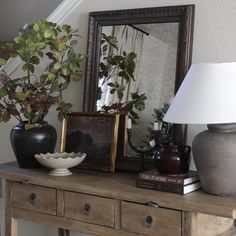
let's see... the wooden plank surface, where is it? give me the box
[1,162,236,218]
[12,208,144,236]
[64,191,115,227]
[12,182,57,215]
[121,201,181,236]
[5,181,18,236]
[57,189,64,217]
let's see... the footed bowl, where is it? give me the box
[35,152,86,176]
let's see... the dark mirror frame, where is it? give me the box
[83,5,195,171]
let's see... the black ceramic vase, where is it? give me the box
[10,122,57,168]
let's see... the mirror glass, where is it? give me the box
[83,5,195,170]
[98,23,179,156]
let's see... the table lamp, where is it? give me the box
[163,62,236,195]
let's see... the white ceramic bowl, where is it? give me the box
[35,152,86,176]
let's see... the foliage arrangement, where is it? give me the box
[151,103,173,143]
[0,19,86,128]
[98,33,147,124]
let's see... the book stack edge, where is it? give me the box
[137,169,201,195]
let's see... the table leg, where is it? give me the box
[58,228,70,236]
[5,180,18,236]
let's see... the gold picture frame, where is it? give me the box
[60,112,120,172]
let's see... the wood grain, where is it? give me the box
[13,208,144,236]
[12,182,57,215]
[1,162,236,236]
[114,199,121,230]
[5,181,18,236]
[182,211,198,236]
[121,201,181,236]
[64,191,115,228]
[58,228,70,236]
[0,163,236,218]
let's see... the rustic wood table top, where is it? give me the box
[0,162,235,219]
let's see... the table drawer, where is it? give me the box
[64,191,115,228]
[12,182,57,215]
[121,201,182,236]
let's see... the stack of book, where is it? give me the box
[137,169,201,195]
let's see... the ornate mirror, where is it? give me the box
[83,5,195,171]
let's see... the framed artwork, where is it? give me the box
[61,112,120,172]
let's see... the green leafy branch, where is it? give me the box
[149,103,173,144]
[0,19,86,126]
[98,33,147,123]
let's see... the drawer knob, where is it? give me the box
[84,203,91,215]
[145,215,153,228]
[29,193,36,203]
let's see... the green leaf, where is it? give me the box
[0,58,6,67]
[15,92,27,101]
[69,63,78,72]
[29,43,36,51]
[18,49,30,61]
[51,81,59,91]
[125,102,134,111]
[33,23,40,31]
[0,88,7,97]
[62,67,69,76]
[38,42,46,50]
[54,52,62,61]
[28,64,35,73]
[102,45,108,53]
[31,116,40,124]
[70,70,82,81]
[59,82,69,90]
[0,20,85,124]
[107,82,115,87]
[118,71,126,77]
[30,56,40,65]
[127,52,137,60]
[53,62,61,70]
[2,111,10,122]
[57,110,64,121]
[75,54,86,63]
[110,89,116,94]
[117,90,123,100]
[44,29,52,38]
[47,73,55,81]
[64,103,72,110]
[14,36,23,44]
[22,63,28,72]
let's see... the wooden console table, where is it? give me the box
[0,162,236,236]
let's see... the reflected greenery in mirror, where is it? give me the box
[84,5,195,171]
[98,33,147,124]
[149,103,172,144]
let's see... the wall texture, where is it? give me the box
[1,0,236,235]
[0,0,62,41]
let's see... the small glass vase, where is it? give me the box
[216,220,236,236]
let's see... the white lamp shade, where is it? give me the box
[163,62,236,124]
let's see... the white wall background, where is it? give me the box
[1,0,236,235]
[0,0,62,41]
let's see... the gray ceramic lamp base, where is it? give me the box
[192,123,236,196]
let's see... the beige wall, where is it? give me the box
[1,0,236,235]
